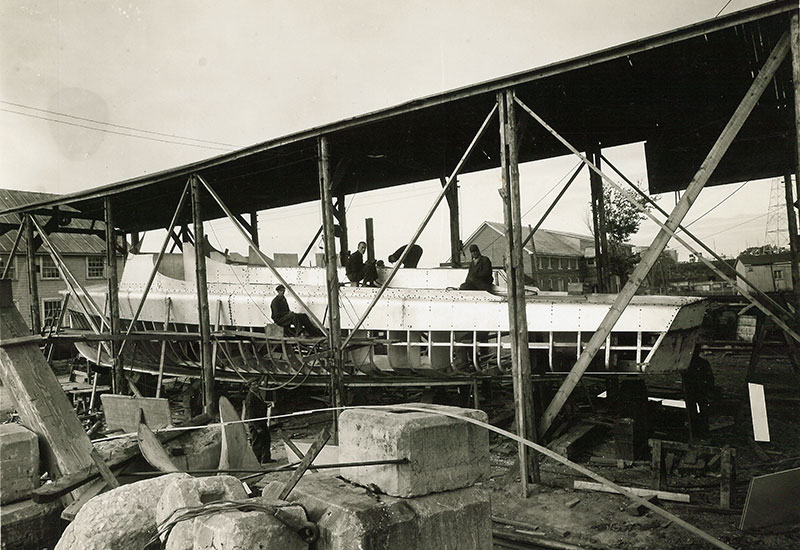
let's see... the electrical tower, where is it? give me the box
[765,177,789,250]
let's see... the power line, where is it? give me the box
[701,211,768,239]
[1,99,241,148]
[682,180,749,229]
[715,0,733,18]
[0,107,234,152]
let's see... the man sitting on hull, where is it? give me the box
[460,244,493,291]
[270,285,320,336]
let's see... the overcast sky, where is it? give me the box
[0,0,787,264]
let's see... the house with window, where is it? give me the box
[0,189,125,330]
[459,221,595,291]
[735,251,795,292]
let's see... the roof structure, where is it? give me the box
[479,221,591,257]
[0,1,796,234]
[737,251,796,265]
[0,189,106,255]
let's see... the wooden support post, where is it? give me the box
[319,137,344,435]
[589,149,609,292]
[791,12,800,329]
[441,177,462,266]
[784,174,800,339]
[129,231,142,254]
[24,215,41,334]
[104,198,124,395]
[0,280,95,484]
[499,89,539,493]
[2,221,24,280]
[365,218,375,263]
[720,446,734,509]
[650,439,666,491]
[335,194,348,265]
[528,31,791,436]
[190,175,215,416]
[249,210,259,248]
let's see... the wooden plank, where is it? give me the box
[60,478,108,521]
[530,31,792,436]
[740,467,800,531]
[574,480,690,503]
[137,420,180,473]
[190,175,214,416]
[547,422,597,460]
[266,426,330,501]
[0,280,94,484]
[104,197,123,394]
[100,394,171,434]
[748,382,771,442]
[218,396,260,473]
[24,216,40,334]
[88,448,120,489]
[32,413,211,503]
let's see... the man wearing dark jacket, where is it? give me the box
[388,243,423,268]
[460,244,493,291]
[270,285,317,335]
[346,241,378,286]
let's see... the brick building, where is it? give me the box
[0,189,124,330]
[459,221,595,291]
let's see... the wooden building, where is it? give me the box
[736,251,796,292]
[0,189,124,330]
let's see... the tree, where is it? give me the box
[588,186,652,286]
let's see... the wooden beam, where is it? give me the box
[499,89,539,491]
[521,163,585,250]
[104,197,124,394]
[190,175,215,416]
[2,220,24,280]
[319,136,344,435]
[526,31,791,436]
[249,210,259,247]
[0,280,95,486]
[365,218,375,262]
[335,194,348,265]
[24,215,41,334]
[441,177,462,266]
[790,12,800,330]
[589,149,609,292]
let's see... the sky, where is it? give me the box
[0,0,790,265]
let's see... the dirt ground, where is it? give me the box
[484,347,800,550]
[272,346,800,550]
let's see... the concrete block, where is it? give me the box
[191,508,308,550]
[1,498,62,550]
[0,423,39,504]
[274,475,491,550]
[156,475,247,550]
[338,404,489,497]
[56,472,190,550]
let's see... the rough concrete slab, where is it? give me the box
[269,475,491,550]
[338,404,489,497]
[163,425,222,471]
[55,472,190,550]
[0,423,39,504]
[156,475,247,550]
[1,498,62,550]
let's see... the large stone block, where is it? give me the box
[156,475,248,550]
[0,423,39,504]
[275,475,491,550]
[56,472,190,550]
[191,508,308,550]
[338,404,489,497]
[1,498,62,550]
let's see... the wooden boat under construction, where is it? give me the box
[64,243,706,382]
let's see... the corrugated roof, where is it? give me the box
[0,189,107,255]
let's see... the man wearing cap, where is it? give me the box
[270,285,317,336]
[459,244,493,291]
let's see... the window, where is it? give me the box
[572,259,579,270]
[42,299,62,328]
[546,258,552,269]
[0,256,16,280]
[40,257,60,280]
[87,256,105,279]
[774,270,783,280]
[537,258,543,270]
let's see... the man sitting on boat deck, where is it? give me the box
[388,243,423,268]
[459,244,493,291]
[270,285,319,336]
[346,241,379,286]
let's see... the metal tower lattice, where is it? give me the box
[765,177,789,250]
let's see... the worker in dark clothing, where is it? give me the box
[270,285,318,336]
[681,347,716,440]
[459,244,493,291]
[388,244,423,268]
[346,241,379,286]
[244,380,272,463]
